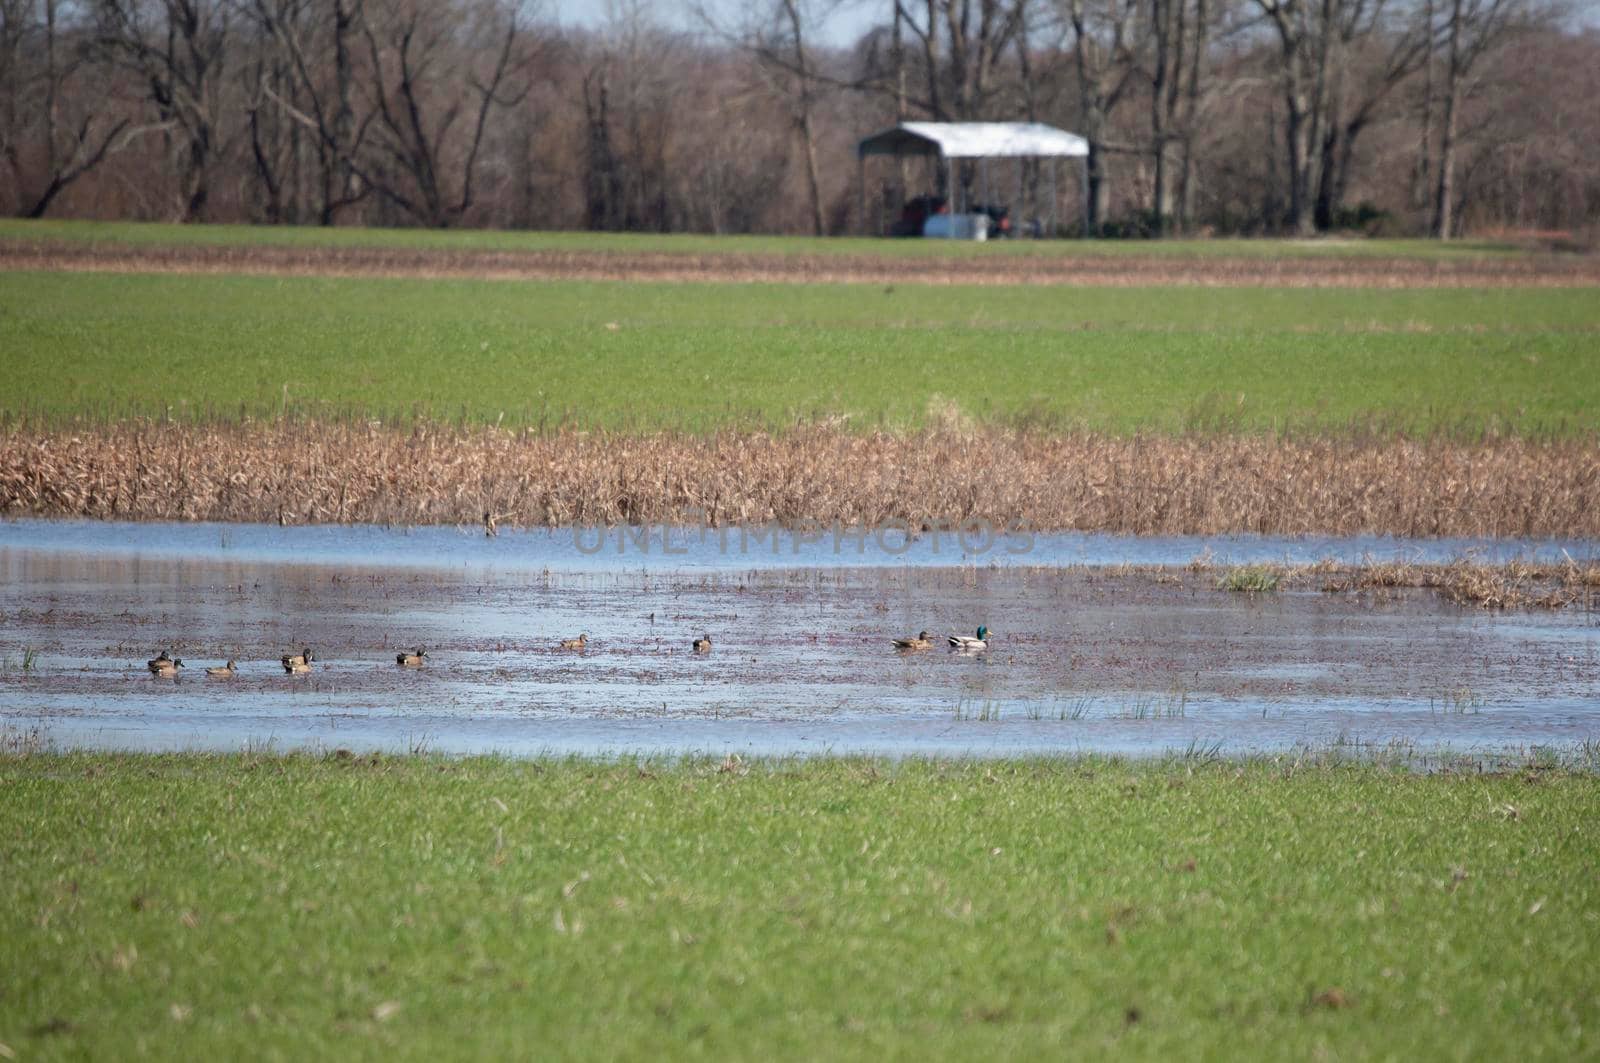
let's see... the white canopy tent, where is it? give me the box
[855,121,1091,237]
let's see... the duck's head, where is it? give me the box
[918,630,932,640]
[976,626,989,640]
[173,658,185,668]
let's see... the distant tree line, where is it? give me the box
[1,0,1595,239]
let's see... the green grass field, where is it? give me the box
[5,271,1597,434]
[1,753,1593,1058]
[0,218,1546,260]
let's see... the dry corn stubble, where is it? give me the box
[3,420,1597,539]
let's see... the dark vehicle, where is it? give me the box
[890,195,947,237]
[970,203,1013,238]
[890,195,1013,238]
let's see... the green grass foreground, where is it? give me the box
[4,271,1598,434]
[0,218,1544,260]
[1,754,1594,1058]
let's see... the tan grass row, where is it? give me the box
[5,239,1600,288]
[3,421,1598,538]
[1201,558,1600,608]
[1318,558,1600,608]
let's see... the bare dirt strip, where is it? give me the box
[4,238,1599,287]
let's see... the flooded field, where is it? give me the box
[2,519,1597,759]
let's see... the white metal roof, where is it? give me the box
[857,122,1088,159]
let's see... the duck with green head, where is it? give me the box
[947,626,990,651]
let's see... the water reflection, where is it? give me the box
[1,533,1597,758]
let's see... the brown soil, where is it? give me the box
[4,238,1599,288]
[4,420,1597,537]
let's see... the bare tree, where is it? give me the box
[1429,0,1512,237]
[247,0,369,224]
[4,0,1596,237]
[1,0,155,217]
[855,0,1031,123]
[1306,0,1433,230]
[350,0,531,227]
[1250,0,1445,234]
[1147,0,1219,233]
[1063,0,1144,228]
[240,0,298,222]
[580,60,619,229]
[95,0,232,221]
[708,0,836,235]
[1249,0,1335,234]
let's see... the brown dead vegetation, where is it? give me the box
[1320,558,1600,608]
[2,420,1597,538]
[3,239,1599,288]
[1112,558,1598,608]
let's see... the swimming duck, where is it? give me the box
[948,626,991,651]
[558,634,587,651]
[396,647,428,666]
[146,650,173,671]
[150,657,184,676]
[893,631,934,650]
[281,648,314,669]
[692,634,712,653]
[205,660,236,677]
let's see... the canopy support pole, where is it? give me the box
[857,153,867,236]
[1081,156,1092,239]
[1049,159,1057,238]
[946,155,955,239]
[1016,160,1024,238]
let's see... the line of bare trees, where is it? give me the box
[1,0,1594,239]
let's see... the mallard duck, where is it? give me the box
[558,634,587,651]
[205,660,236,677]
[281,648,314,668]
[692,634,712,653]
[396,647,428,666]
[948,626,991,651]
[283,659,312,675]
[893,631,934,650]
[150,657,184,676]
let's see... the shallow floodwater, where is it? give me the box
[4,518,1596,572]
[2,520,1597,759]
